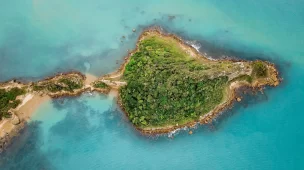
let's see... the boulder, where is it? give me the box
[10,114,20,125]
[236,97,242,102]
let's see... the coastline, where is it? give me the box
[0,73,99,153]
[0,27,281,152]
[0,94,51,153]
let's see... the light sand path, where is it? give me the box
[16,94,34,110]
[0,120,8,130]
[85,73,98,85]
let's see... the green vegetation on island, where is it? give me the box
[0,73,86,120]
[91,81,111,93]
[0,72,85,120]
[33,74,84,93]
[118,32,279,129]
[120,35,232,127]
[0,87,26,119]
[252,61,267,78]
[0,29,280,135]
[93,81,109,89]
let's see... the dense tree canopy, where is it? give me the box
[120,36,228,127]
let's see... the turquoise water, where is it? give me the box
[0,0,304,169]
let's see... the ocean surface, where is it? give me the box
[0,0,304,169]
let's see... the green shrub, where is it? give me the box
[93,82,109,89]
[33,78,83,93]
[0,88,25,119]
[59,78,83,92]
[252,61,267,77]
[33,85,44,91]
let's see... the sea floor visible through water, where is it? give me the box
[0,0,304,169]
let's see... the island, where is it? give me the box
[0,28,280,152]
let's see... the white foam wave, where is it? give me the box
[186,40,201,51]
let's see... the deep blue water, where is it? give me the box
[0,0,304,169]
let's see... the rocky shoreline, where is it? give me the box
[0,122,25,153]
[114,27,281,135]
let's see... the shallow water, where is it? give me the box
[0,0,304,169]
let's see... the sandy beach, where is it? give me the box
[14,73,98,123]
[0,94,51,138]
[16,95,51,121]
[0,93,51,153]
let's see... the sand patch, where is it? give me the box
[16,95,51,121]
[85,73,98,85]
